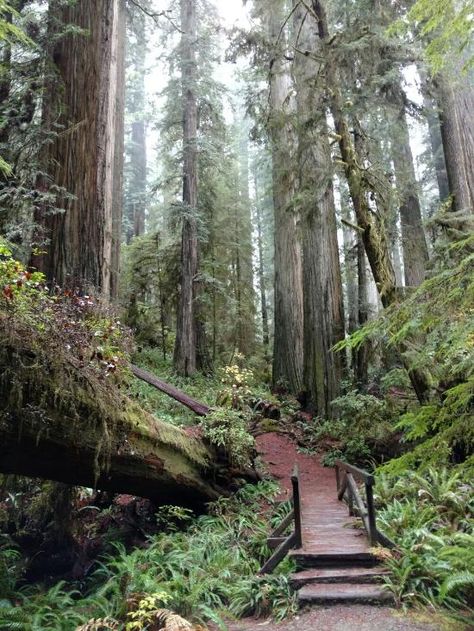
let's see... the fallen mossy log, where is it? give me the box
[0,342,224,509]
[131,364,211,417]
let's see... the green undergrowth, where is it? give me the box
[375,467,474,623]
[0,482,297,630]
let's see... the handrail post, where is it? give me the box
[291,465,303,549]
[335,463,340,493]
[365,477,377,546]
[347,481,354,516]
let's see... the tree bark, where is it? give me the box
[267,0,304,394]
[293,2,345,416]
[32,0,125,297]
[437,70,474,214]
[387,80,429,287]
[174,0,199,376]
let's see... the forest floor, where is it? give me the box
[224,606,453,631]
[222,432,463,631]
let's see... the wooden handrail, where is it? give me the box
[260,462,302,574]
[335,459,374,485]
[291,464,303,548]
[335,459,395,548]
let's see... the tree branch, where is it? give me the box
[127,0,184,33]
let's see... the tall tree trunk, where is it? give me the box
[341,200,359,371]
[420,72,450,203]
[235,121,256,356]
[174,0,199,376]
[0,8,12,150]
[126,7,147,242]
[356,236,370,385]
[387,80,429,287]
[437,70,474,214]
[293,2,345,416]
[32,0,125,297]
[267,0,304,394]
[254,166,270,352]
[110,0,126,299]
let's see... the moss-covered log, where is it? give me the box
[0,342,224,509]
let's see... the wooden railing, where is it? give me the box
[335,460,394,548]
[259,464,302,574]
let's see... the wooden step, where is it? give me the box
[290,550,377,568]
[298,582,393,605]
[290,566,389,588]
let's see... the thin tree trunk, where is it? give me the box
[267,0,304,394]
[174,0,199,376]
[111,0,126,299]
[387,80,429,287]
[293,2,345,416]
[254,167,270,351]
[127,8,147,241]
[236,123,256,356]
[356,236,369,385]
[341,200,359,372]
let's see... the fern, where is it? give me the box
[440,571,474,600]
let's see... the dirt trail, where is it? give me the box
[231,433,457,631]
[226,606,451,631]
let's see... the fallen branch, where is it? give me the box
[131,365,211,417]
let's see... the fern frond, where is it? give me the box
[440,571,474,600]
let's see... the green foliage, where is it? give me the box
[375,468,474,618]
[407,0,474,72]
[200,408,255,468]
[297,390,398,466]
[0,536,21,600]
[338,233,474,474]
[0,482,295,629]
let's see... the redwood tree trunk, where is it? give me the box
[32,0,125,297]
[174,0,199,376]
[293,2,345,416]
[267,0,304,394]
[437,70,474,214]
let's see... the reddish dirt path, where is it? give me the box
[230,433,452,631]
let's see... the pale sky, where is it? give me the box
[216,1,249,28]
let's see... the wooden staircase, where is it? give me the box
[260,460,395,606]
